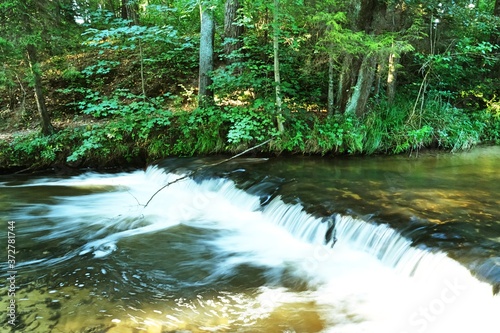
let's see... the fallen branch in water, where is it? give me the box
[143,139,272,207]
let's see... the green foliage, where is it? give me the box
[61,89,172,162]
[66,128,105,162]
[211,56,274,101]
[413,38,500,105]
[1,0,500,171]
[224,106,279,145]
[61,66,84,81]
[430,105,483,152]
[82,60,121,77]
[171,107,226,155]
[10,132,64,165]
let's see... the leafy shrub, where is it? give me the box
[171,107,226,155]
[224,106,278,145]
[10,133,64,165]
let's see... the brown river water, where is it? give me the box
[1,146,499,332]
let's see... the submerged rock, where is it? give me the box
[79,324,112,333]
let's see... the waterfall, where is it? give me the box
[5,165,500,333]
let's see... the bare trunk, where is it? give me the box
[121,0,139,23]
[336,54,358,113]
[327,54,335,116]
[198,5,215,107]
[139,39,146,100]
[273,0,284,132]
[15,74,27,119]
[373,62,382,97]
[26,44,54,135]
[387,52,398,104]
[491,0,500,44]
[224,0,243,60]
[345,55,377,117]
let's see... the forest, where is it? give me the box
[0,0,499,170]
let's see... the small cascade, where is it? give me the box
[261,195,434,277]
[15,165,497,289]
[262,197,329,245]
[333,214,441,276]
[5,165,500,333]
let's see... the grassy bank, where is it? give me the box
[1,95,499,173]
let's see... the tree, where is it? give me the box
[273,0,285,132]
[322,0,415,115]
[198,1,215,106]
[0,0,67,135]
[26,43,54,135]
[121,0,139,23]
[491,0,500,44]
[224,0,243,60]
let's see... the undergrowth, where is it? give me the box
[1,94,499,171]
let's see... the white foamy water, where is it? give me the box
[8,166,500,332]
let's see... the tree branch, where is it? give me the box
[143,139,272,207]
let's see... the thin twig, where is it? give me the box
[143,139,272,207]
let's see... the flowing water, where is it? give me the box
[1,146,500,333]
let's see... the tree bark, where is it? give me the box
[121,0,139,24]
[345,55,377,117]
[336,54,359,113]
[387,51,398,104]
[327,53,335,116]
[491,0,500,45]
[26,44,54,136]
[224,0,243,61]
[273,0,284,132]
[198,4,215,107]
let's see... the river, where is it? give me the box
[1,146,499,332]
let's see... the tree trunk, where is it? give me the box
[224,0,243,61]
[491,0,500,45]
[336,54,358,113]
[387,51,398,104]
[26,44,54,135]
[273,0,284,132]
[121,0,139,23]
[345,55,377,117]
[107,0,117,16]
[327,53,335,116]
[198,4,215,107]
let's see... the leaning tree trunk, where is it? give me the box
[198,4,215,107]
[345,55,377,117]
[26,44,54,135]
[336,54,358,113]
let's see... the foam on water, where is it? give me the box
[8,165,500,332]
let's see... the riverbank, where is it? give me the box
[1,102,499,174]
